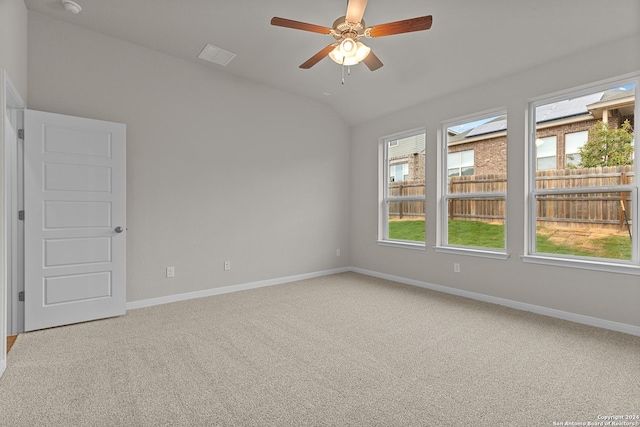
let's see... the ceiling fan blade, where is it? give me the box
[345,0,368,23]
[300,44,337,69]
[270,17,331,35]
[368,15,432,37]
[363,50,383,71]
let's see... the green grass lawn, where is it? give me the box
[388,220,632,260]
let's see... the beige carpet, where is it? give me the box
[1,272,638,426]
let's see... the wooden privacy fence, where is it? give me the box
[388,180,424,219]
[534,166,633,230]
[389,166,635,230]
[446,165,634,230]
[448,174,506,224]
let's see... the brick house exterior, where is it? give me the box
[388,88,634,180]
[448,131,507,176]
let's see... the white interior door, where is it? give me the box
[23,110,126,331]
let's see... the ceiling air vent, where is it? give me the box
[197,44,236,66]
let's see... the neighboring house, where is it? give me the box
[388,133,425,182]
[389,88,635,181]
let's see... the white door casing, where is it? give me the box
[2,70,26,378]
[23,110,126,331]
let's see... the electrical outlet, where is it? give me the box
[224,261,231,271]
[454,263,460,273]
[336,249,341,257]
[166,266,175,278]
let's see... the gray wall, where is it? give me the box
[350,34,640,329]
[0,0,27,368]
[0,0,28,98]
[27,12,351,303]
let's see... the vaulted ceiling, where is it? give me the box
[24,0,640,125]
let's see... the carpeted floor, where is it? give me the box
[1,272,638,426]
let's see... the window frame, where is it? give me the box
[523,75,640,274]
[436,110,509,260]
[378,128,427,250]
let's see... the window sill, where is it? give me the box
[434,245,510,260]
[376,240,427,251]
[520,255,640,275]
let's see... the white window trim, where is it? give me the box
[438,109,508,257]
[378,128,426,248]
[376,240,427,250]
[434,245,510,260]
[526,75,640,272]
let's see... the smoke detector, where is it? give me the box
[61,0,82,14]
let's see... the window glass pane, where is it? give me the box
[389,163,408,183]
[565,131,587,153]
[447,152,460,168]
[383,131,426,244]
[461,150,474,166]
[535,191,632,261]
[531,81,636,263]
[445,114,507,251]
[566,153,581,167]
[537,156,556,171]
[565,131,588,168]
[448,219,505,250]
[536,136,556,158]
[388,200,425,242]
[461,166,474,176]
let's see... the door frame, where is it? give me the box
[2,70,26,376]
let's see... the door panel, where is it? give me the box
[44,201,112,228]
[24,110,126,331]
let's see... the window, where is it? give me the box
[447,150,474,177]
[440,113,507,254]
[527,80,637,267]
[380,130,426,246]
[536,136,556,170]
[565,131,587,167]
[389,162,408,182]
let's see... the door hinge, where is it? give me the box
[18,129,24,140]
[18,291,24,302]
[18,210,24,221]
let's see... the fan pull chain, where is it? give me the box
[341,60,352,85]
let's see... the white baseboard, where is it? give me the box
[125,265,640,337]
[351,267,640,337]
[0,359,6,379]
[126,267,351,311]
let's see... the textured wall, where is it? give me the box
[27,12,351,303]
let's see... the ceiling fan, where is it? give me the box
[271,0,432,71]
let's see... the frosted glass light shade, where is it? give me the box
[328,40,371,65]
[355,42,371,61]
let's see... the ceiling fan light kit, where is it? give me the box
[271,0,432,77]
[328,38,371,66]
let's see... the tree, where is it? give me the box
[578,119,634,168]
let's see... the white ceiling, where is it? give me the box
[24,0,640,126]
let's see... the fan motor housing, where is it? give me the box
[332,16,366,41]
